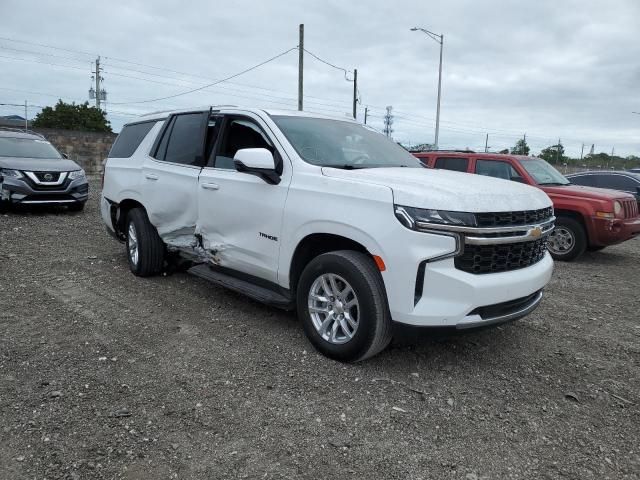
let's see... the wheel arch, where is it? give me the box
[113,198,146,239]
[287,232,379,295]
[554,209,588,238]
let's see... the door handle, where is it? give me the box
[201,183,220,190]
[145,173,159,181]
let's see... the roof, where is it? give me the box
[0,128,45,140]
[413,151,535,161]
[566,170,640,178]
[134,106,358,124]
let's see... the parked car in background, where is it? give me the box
[102,107,555,361]
[626,167,640,174]
[0,128,88,211]
[566,171,640,206]
[413,151,640,260]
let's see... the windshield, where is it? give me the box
[520,158,570,185]
[271,116,423,169]
[0,137,62,159]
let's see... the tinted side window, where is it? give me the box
[434,157,468,172]
[153,117,174,161]
[476,160,521,181]
[568,175,596,187]
[215,118,272,170]
[598,174,636,191]
[109,121,157,158]
[163,113,206,165]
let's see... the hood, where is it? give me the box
[322,167,551,212]
[0,156,82,172]
[542,184,634,201]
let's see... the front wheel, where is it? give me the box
[126,208,165,276]
[547,216,587,261]
[296,250,393,362]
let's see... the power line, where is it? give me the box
[303,48,353,81]
[0,35,358,110]
[110,47,299,105]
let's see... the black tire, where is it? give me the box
[68,202,85,212]
[587,245,606,252]
[547,216,587,261]
[296,250,393,362]
[126,208,165,276]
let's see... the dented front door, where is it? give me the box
[196,114,291,282]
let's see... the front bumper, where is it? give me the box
[387,252,553,327]
[0,176,88,206]
[588,216,640,246]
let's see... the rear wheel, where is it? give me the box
[126,208,165,276]
[547,216,587,261]
[296,250,392,362]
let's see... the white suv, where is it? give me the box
[101,107,554,361]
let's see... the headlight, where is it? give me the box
[68,169,86,180]
[0,168,23,178]
[613,201,623,217]
[395,205,477,230]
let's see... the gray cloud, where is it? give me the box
[0,0,638,156]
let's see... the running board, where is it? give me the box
[188,264,293,310]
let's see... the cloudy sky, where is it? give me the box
[0,0,638,157]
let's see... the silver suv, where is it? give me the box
[0,129,88,211]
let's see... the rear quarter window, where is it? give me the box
[108,121,157,158]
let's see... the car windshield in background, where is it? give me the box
[520,158,570,186]
[0,137,62,159]
[271,116,423,169]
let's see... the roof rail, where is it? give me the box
[410,149,476,154]
[0,127,45,139]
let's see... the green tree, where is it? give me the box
[510,138,530,156]
[33,100,111,132]
[539,143,565,165]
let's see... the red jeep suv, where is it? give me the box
[413,152,640,261]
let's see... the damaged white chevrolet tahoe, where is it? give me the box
[101,107,555,362]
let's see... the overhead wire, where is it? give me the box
[110,47,299,105]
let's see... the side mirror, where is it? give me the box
[233,148,280,184]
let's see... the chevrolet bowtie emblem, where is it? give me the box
[530,227,542,238]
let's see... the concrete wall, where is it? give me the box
[33,128,117,174]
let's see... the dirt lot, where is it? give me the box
[1,180,639,480]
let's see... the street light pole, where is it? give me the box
[411,26,444,150]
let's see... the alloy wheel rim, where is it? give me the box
[548,227,574,254]
[308,273,360,345]
[127,223,139,266]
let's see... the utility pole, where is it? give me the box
[556,138,561,165]
[485,133,489,153]
[352,69,358,119]
[298,24,304,111]
[364,107,368,125]
[580,143,585,161]
[24,100,27,131]
[611,146,615,157]
[89,57,106,111]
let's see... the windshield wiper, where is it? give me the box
[328,164,370,170]
[538,182,569,186]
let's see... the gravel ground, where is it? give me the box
[1,179,639,480]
